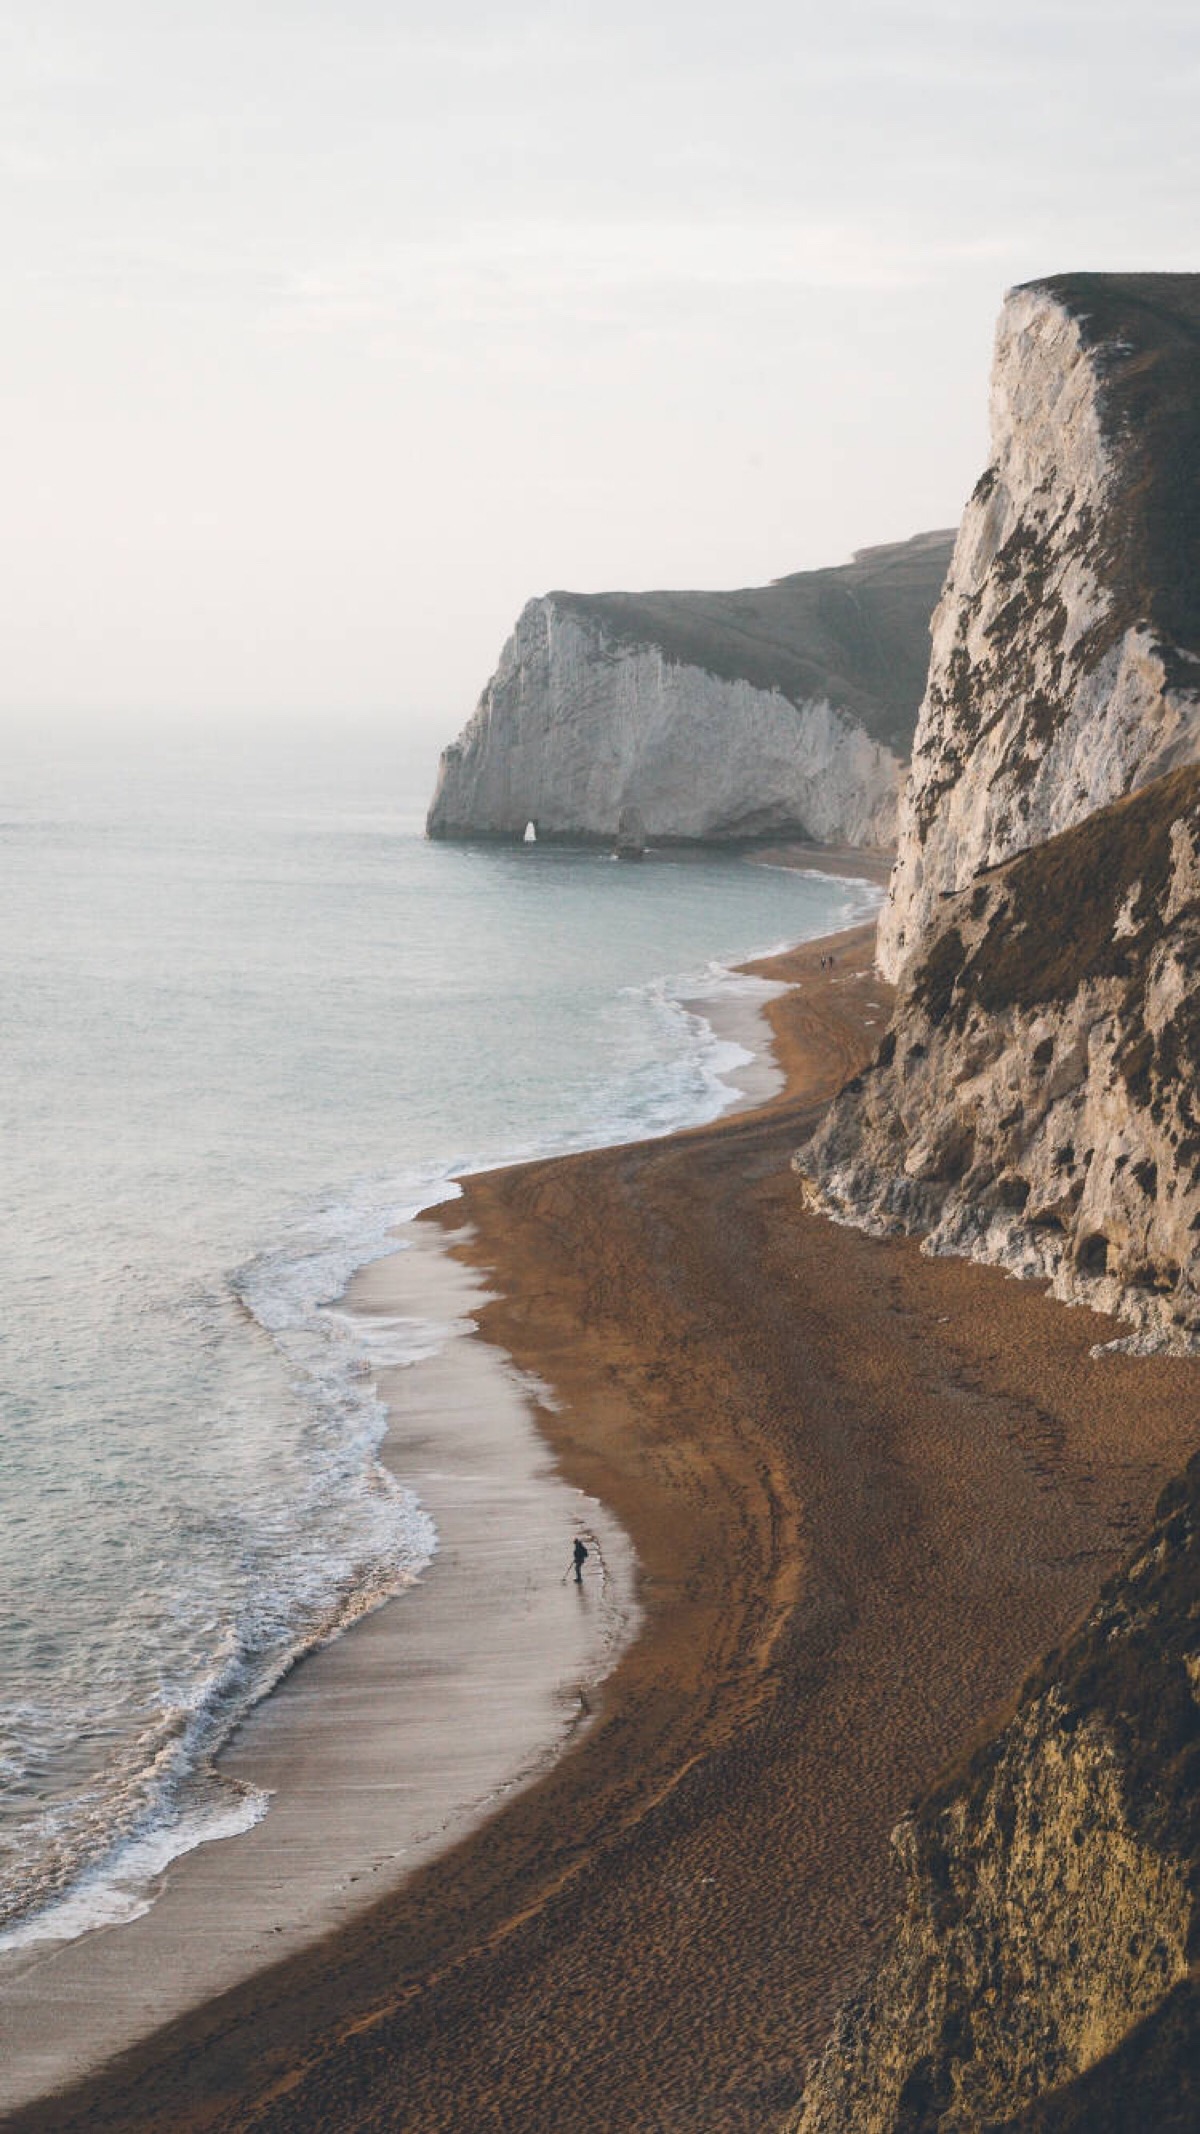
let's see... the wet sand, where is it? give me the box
[751,840,895,888]
[9,923,1200,2133]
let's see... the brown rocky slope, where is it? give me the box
[798,762,1200,1352]
[788,1449,1200,2133]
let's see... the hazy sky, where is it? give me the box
[2,0,1196,746]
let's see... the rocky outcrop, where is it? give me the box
[788,1456,1200,2133]
[788,272,1200,2131]
[426,532,953,847]
[799,276,1200,1351]
[879,274,1200,982]
[799,765,1200,1351]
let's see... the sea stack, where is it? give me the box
[426,531,954,851]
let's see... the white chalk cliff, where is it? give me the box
[801,274,1200,1355]
[426,534,953,848]
[790,274,1200,2134]
[880,277,1200,982]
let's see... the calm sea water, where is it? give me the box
[0,720,877,1949]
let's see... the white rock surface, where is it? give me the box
[879,282,1200,981]
[801,767,1200,1352]
[427,598,903,847]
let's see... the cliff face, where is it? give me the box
[789,271,1200,2131]
[426,532,953,847]
[802,276,1200,1351]
[879,275,1200,982]
[800,765,1200,1351]
[789,1457,1200,2134]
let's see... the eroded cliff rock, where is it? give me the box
[426,532,953,847]
[799,765,1200,1351]
[788,274,1200,2131]
[800,276,1200,1350]
[788,1454,1200,2132]
[879,273,1200,983]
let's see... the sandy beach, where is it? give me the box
[8,916,1200,2133]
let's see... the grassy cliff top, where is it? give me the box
[1025,269,1200,346]
[912,759,1200,1028]
[547,529,954,752]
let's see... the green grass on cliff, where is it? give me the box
[548,529,954,752]
[912,760,1200,1025]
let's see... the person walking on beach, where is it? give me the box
[572,1537,589,1584]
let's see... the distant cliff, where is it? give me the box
[880,274,1200,982]
[426,532,954,849]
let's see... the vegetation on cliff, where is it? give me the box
[548,529,955,753]
[426,531,955,847]
[790,1453,1200,2131]
[791,274,1200,2129]
[801,763,1200,1346]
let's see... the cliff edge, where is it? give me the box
[426,531,953,848]
[879,273,1200,982]
[803,276,1200,1351]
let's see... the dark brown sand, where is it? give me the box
[11,923,1200,2134]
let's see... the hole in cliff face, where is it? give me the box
[1127,1259,1181,1294]
[523,820,537,843]
[895,2055,954,2130]
[1077,1232,1110,1276]
[998,1176,1030,1211]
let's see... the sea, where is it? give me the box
[0,716,878,1955]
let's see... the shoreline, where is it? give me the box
[11,916,1200,2132]
[0,884,852,2120]
[0,1154,649,2125]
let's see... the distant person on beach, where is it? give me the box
[573,1538,589,1584]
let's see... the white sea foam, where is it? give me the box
[0,1782,268,1953]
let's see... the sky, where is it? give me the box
[2,0,1197,763]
